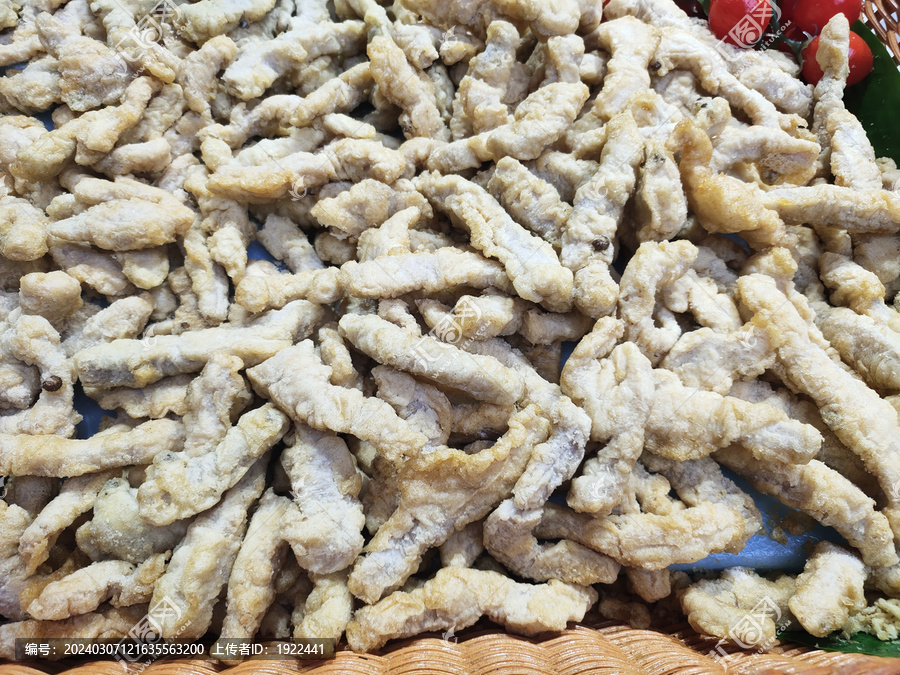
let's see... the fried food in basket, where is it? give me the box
[2,0,900,659]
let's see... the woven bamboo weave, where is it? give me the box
[864,0,900,62]
[1,3,899,675]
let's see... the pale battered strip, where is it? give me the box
[86,375,193,418]
[247,340,428,464]
[483,499,620,585]
[347,406,549,604]
[0,419,184,477]
[25,555,167,620]
[217,490,292,642]
[137,405,289,526]
[339,313,525,405]
[234,268,342,312]
[74,300,323,388]
[739,273,900,540]
[0,606,148,659]
[536,500,748,571]
[759,185,900,232]
[789,541,866,638]
[415,172,573,312]
[19,470,118,575]
[151,455,268,639]
[339,247,514,298]
[487,156,570,250]
[346,567,597,652]
[427,81,589,173]
[181,352,252,456]
[281,424,365,575]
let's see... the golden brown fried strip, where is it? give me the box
[0,419,184,477]
[739,273,900,539]
[346,567,597,652]
[339,312,525,405]
[669,119,791,250]
[789,541,866,638]
[248,340,428,465]
[137,405,288,526]
[152,455,267,639]
[75,300,321,388]
[280,423,365,575]
[347,405,549,604]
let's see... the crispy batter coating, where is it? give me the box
[0,314,78,436]
[47,191,193,251]
[11,76,159,183]
[35,13,130,112]
[19,471,117,575]
[483,498,621,585]
[589,16,660,121]
[75,300,321,388]
[487,156,570,250]
[311,178,431,239]
[348,405,549,603]
[0,196,48,261]
[137,405,288,525]
[25,554,168,620]
[346,567,597,651]
[339,312,525,405]
[340,247,514,298]
[681,568,796,647]
[427,81,589,173]
[75,477,189,563]
[670,120,791,250]
[814,302,900,392]
[294,570,353,641]
[217,489,292,641]
[0,501,33,620]
[248,340,428,464]
[0,419,184,477]
[618,240,696,364]
[739,273,900,539]
[0,605,147,658]
[536,462,758,571]
[281,423,365,574]
[374,366,451,447]
[152,456,267,638]
[789,541,866,637]
[369,34,449,141]
[717,446,896,567]
[561,322,657,513]
[759,185,900,232]
[416,172,573,311]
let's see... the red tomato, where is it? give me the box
[800,31,874,85]
[789,0,862,36]
[708,0,773,47]
[777,0,807,41]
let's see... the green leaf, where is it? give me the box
[843,21,900,164]
[779,630,900,657]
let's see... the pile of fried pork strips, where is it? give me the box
[2,0,900,657]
